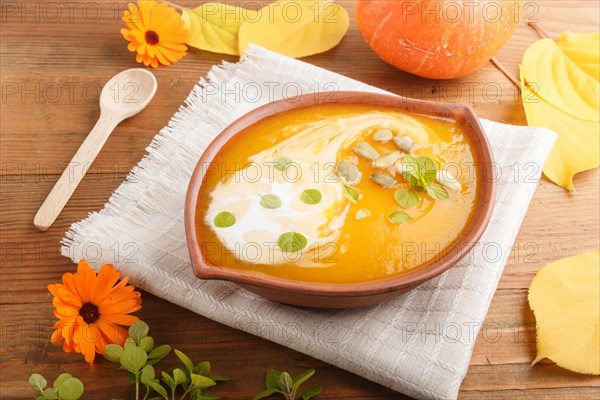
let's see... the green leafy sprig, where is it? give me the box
[28,373,84,400]
[252,369,322,400]
[102,320,229,400]
[401,156,449,201]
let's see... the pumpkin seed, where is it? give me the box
[393,135,415,152]
[337,160,361,185]
[370,172,397,188]
[373,151,401,169]
[355,209,371,220]
[353,142,380,161]
[373,129,393,143]
[436,170,462,191]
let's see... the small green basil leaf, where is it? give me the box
[205,374,229,382]
[190,373,216,389]
[172,368,187,386]
[148,380,168,399]
[29,374,47,391]
[55,377,84,400]
[174,349,193,373]
[128,320,149,345]
[300,189,322,205]
[139,336,154,353]
[52,373,72,391]
[214,211,235,228]
[277,372,293,392]
[193,361,210,375]
[103,344,124,363]
[148,345,171,363]
[273,157,292,171]
[260,194,282,209]
[140,365,155,385]
[42,388,58,399]
[394,189,419,208]
[120,345,148,373]
[265,370,282,389]
[388,210,413,225]
[292,369,315,389]
[427,183,449,200]
[402,155,420,177]
[342,185,361,203]
[252,388,280,400]
[161,371,175,389]
[277,232,308,252]
[302,385,323,400]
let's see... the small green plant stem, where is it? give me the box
[135,372,140,400]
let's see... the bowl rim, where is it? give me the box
[185,91,496,297]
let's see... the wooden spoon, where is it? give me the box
[34,69,157,231]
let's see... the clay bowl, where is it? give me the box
[185,91,496,309]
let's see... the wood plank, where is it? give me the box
[1,0,599,398]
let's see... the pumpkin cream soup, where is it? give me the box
[196,103,478,284]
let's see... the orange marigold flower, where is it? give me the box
[120,1,189,68]
[48,260,142,364]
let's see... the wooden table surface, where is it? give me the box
[1,0,599,398]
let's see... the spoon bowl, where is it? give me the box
[99,68,157,118]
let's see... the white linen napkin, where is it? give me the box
[62,45,557,400]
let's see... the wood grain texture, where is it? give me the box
[1,0,599,398]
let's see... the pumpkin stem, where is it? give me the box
[490,57,520,92]
[527,22,551,39]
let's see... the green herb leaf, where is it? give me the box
[417,156,437,184]
[277,371,293,392]
[174,349,194,373]
[172,368,187,386]
[342,185,361,203]
[104,344,124,363]
[427,183,449,200]
[161,371,176,389]
[277,232,308,252]
[55,376,84,400]
[265,370,282,389]
[402,155,420,178]
[214,211,235,228]
[300,189,322,205]
[28,374,47,391]
[128,320,149,345]
[292,369,315,389]
[196,391,220,400]
[273,157,293,171]
[148,380,168,399]
[260,194,282,209]
[190,374,216,389]
[252,388,280,400]
[302,385,323,400]
[388,210,413,225]
[206,374,229,382]
[53,373,72,391]
[123,337,137,351]
[120,345,148,373]
[193,361,211,376]
[394,189,419,208]
[139,336,154,353]
[355,209,371,220]
[42,387,58,398]
[140,365,155,385]
[148,345,171,365]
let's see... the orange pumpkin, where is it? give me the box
[356,0,518,79]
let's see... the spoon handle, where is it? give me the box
[34,112,120,231]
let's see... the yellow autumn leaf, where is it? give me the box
[181,3,258,56]
[528,250,600,375]
[238,0,350,58]
[520,31,600,191]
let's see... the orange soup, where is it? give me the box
[196,103,479,283]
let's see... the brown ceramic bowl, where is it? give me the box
[185,91,495,308]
